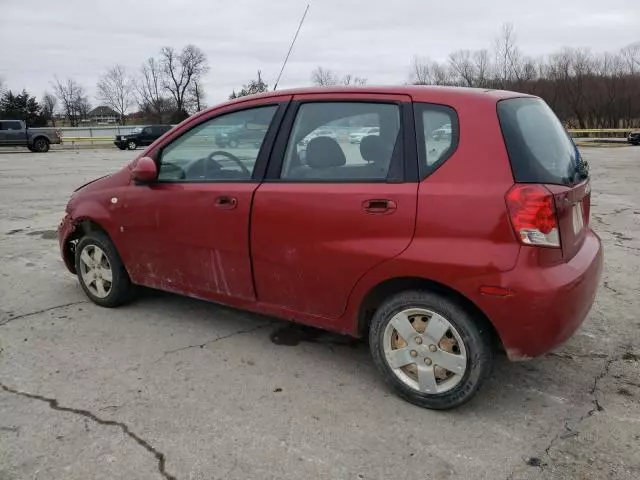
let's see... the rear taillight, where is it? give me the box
[506,184,560,248]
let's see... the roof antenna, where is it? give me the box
[273,3,310,91]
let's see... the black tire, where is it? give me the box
[117,145,127,151]
[127,140,137,150]
[369,290,494,410]
[75,231,134,308]
[27,145,36,152]
[33,137,50,152]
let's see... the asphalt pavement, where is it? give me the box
[0,146,638,480]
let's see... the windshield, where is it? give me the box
[498,98,585,186]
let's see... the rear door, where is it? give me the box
[251,94,418,318]
[498,97,590,260]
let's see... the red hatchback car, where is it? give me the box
[58,86,603,409]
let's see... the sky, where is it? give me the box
[0,0,638,108]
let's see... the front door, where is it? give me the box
[251,95,418,319]
[1,121,24,145]
[120,101,287,301]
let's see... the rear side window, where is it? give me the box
[280,102,401,182]
[498,98,580,186]
[414,103,459,178]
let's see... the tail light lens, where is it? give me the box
[506,184,560,248]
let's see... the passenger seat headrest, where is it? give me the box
[360,135,389,164]
[305,136,346,169]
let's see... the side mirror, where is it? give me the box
[132,156,157,183]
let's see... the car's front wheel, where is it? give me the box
[369,290,493,410]
[75,231,134,308]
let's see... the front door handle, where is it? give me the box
[215,196,238,210]
[362,199,397,214]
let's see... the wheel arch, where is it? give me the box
[62,218,112,274]
[31,135,50,149]
[357,276,504,352]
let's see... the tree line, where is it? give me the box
[408,24,640,129]
[2,27,639,129]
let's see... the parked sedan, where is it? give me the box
[59,86,602,410]
[114,125,172,150]
[432,123,452,140]
[349,127,380,143]
[628,131,640,145]
[298,128,337,147]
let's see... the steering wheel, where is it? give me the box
[207,150,250,176]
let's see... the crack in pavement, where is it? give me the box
[0,301,88,326]
[506,354,620,479]
[542,355,618,470]
[0,382,177,480]
[153,322,275,364]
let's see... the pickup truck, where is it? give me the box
[0,120,61,152]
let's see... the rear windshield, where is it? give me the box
[498,98,581,186]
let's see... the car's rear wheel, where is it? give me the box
[75,231,134,308]
[369,290,493,410]
[33,137,50,152]
[127,140,137,150]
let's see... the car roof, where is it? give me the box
[226,85,532,105]
[181,85,536,127]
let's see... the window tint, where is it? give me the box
[498,98,581,186]
[158,105,277,182]
[1,121,22,130]
[414,103,458,176]
[280,102,401,181]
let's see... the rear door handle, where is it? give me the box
[362,199,397,214]
[215,196,238,210]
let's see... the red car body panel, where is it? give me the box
[58,86,603,360]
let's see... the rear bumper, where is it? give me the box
[476,230,603,360]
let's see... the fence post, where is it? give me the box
[89,127,93,146]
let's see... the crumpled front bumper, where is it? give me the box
[58,214,77,273]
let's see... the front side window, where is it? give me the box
[158,105,277,182]
[280,102,401,181]
[414,103,459,177]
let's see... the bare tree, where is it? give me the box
[136,57,170,123]
[311,66,340,86]
[449,50,476,86]
[97,65,135,125]
[409,57,453,85]
[229,70,269,99]
[0,76,5,95]
[410,56,433,85]
[51,77,88,127]
[311,67,366,86]
[42,91,58,126]
[187,79,206,113]
[493,23,523,87]
[621,42,640,75]
[160,45,208,116]
[473,49,491,87]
